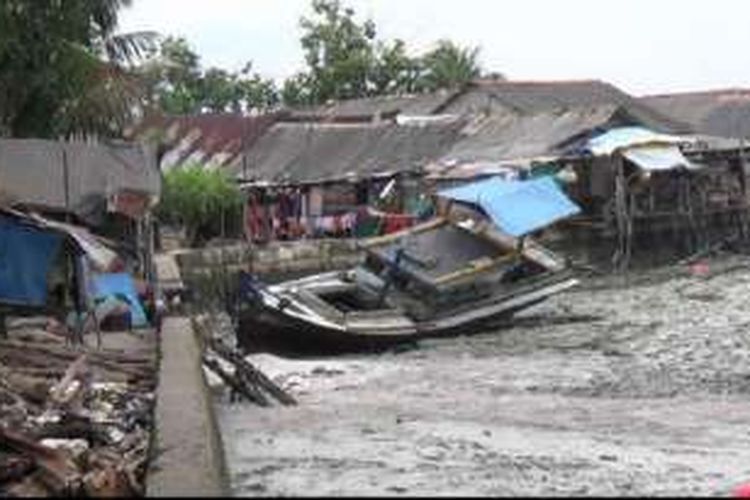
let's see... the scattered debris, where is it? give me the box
[0,327,157,497]
[194,315,296,407]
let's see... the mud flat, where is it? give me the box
[215,255,750,496]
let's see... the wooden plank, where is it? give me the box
[358,217,447,249]
[432,253,516,286]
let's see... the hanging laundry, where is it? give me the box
[308,187,324,217]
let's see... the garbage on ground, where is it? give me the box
[0,326,157,497]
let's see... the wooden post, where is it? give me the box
[612,155,629,271]
[62,146,71,224]
[738,145,748,239]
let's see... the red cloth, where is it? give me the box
[383,214,414,234]
[734,484,750,498]
[245,195,267,242]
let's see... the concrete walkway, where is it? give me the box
[146,316,227,497]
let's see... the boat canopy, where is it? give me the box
[438,176,581,237]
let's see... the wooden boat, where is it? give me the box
[233,205,579,355]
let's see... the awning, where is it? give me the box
[622,144,698,172]
[438,176,581,237]
[587,126,695,156]
[26,214,119,272]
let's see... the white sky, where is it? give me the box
[119,0,750,97]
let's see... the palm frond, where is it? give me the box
[103,31,159,66]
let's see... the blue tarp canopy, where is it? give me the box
[92,273,148,328]
[0,216,63,307]
[439,176,581,237]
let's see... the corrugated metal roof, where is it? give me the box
[440,104,622,165]
[641,89,750,139]
[126,80,700,184]
[127,112,286,171]
[0,139,160,222]
[288,89,458,119]
[239,119,467,183]
[439,80,693,134]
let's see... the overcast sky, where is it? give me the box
[119,0,750,97]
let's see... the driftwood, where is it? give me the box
[49,354,89,411]
[0,328,157,498]
[207,338,297,406]
[5,473,51,497]
[0,367,51,406]
[0,341,155,388]
[82,465,135,498]
[0,453,34,482]
[193,315,296,406]
[202,355,270,406]
[0,427,83,496]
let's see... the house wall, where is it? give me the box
[554,152,750,269]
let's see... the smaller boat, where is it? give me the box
[234,176,581,355]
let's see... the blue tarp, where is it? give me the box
[0,217,63,307]
[439,176,581,237]
[92,273,148,327]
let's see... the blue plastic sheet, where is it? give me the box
[0,217,63,307]
[92,273,148,327]
[439,176,581,237]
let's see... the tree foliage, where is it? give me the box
[285,0,488,106]
[0,0,496,137]
[0,0,155,138]
[139,37,278,115]
[157,165,243,246]
[418,39,483,92]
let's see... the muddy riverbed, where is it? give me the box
[213,255,750,496]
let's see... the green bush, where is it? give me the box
[157,165,243,246]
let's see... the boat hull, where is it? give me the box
[235,273,579,356]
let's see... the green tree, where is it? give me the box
[371,39,421,95]
[283,0,485,107]
[140,37,278,115]
[0,0,155,138]
[298,0,377,103]
[281,72,317,107]
[157,165,243,247]
[416,39,483,92]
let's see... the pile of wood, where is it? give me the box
[0,328,157,497]
[193,315,296,408]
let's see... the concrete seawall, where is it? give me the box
[174,239,364,309]
[146,317,228,497]
[144,241,363,496]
